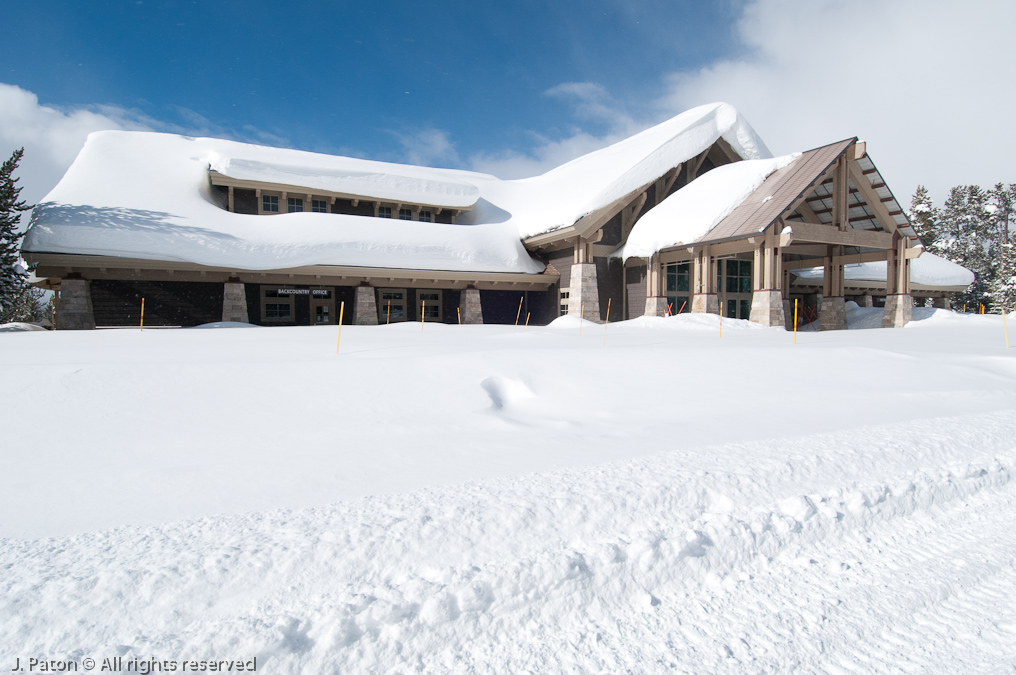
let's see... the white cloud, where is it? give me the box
[470,82,642,179]
[391,127,461,168]
[0,83,146,206]
[0,82,291,209]
[657,0,1016,204]
[477,0,1016,198]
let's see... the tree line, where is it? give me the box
[910,183,1015,311]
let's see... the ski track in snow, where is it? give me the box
[3,411,1015,673]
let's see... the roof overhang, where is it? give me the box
[25,252,558,291]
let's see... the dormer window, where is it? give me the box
[288,197,303,212]
[378,206,392,218]
[399,208,413,220]
[262,194,279,213]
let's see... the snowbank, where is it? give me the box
[792,251,974,288]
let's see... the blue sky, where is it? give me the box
[2,0,1014,205]
[2,0,741,161]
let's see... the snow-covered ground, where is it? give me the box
[3,310,1015,673]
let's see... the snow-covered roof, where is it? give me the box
[791,252,975,288]
[23,103,769,273]
[209,156,481,210]
[618,154,797,259]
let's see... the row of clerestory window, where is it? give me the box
[263,194,433,221]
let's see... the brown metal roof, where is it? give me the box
[693,138,856,245]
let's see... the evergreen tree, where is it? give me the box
[988,183,1016,309]
[0,148,37,323]
[909,185,940,253]
[939,185,992,310]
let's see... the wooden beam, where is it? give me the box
[783,250,889,270]
[786,221,893,248]
[847,160,902,234]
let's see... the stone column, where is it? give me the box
[644,296,669,316]
[354,284,378,325]
[859,294,874,307]
[818,246,847,330]
[750,290,786,327]
[819,296,848,330]
[691,247,719,314]
[643,254,667,317]
[568,263,601,322]
[882,295,913,327]
[881,234,914,327]
[459,286,483,324]
[221,281,249,323]
[748,234,786,328]
[932,296,951,310]
[57,278,95,330]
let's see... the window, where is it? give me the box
[418,290,442,320]
[559,289,570,316]
[665,262,691,315]
[378,206,392,218]
[311,200,329,213]
[725,259,752,294]
[262,194,279,213]
[379,289,406,322]
[261,288,294,322]
[288,197,303,212]
[419,211,432,223]
[399,208,413,220]
[266,303,291,319]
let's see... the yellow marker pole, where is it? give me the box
[386,300,391,325]
[421,300,425,331]
[1004,306,1011,349]
[580,302,585,336]
[514,296,524,332]
[457,307,461,325]
[603,297,611,347]
[335,301,344,354]
[794,298,798,345]
[525,312,530,329]
[140,298,145,331]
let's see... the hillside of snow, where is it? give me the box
[3,311,1015,673]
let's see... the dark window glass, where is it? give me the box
[288,197,303,212]
[419,211,432,222]
[262,195,279,213]
[378,207,392,218]
[740,299,751,319]
[399,208,413,220]
[726,300,737,318]
[311,200,328,213]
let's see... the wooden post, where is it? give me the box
[514,295,524,331]
[335,301,344,354]
[140,298,145,331]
